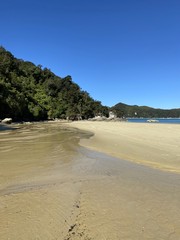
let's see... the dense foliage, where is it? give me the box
[111,102,180,118]
[0,47,109,121]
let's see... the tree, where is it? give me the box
[0,47,109,121]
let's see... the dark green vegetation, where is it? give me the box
[0,47,108,121]
[111,102,180,118]
[1,47,179,121]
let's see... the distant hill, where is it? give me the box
[111,102,180,118]
[0,46,108,121]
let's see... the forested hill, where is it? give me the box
[0,47,108,121]
[111,102,180,118]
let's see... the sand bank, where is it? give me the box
[67,121,180,173]
[1,122,180,240]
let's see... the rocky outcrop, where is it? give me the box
[2,118,12,124]
[108,111,117,119]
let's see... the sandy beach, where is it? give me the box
[0,122,180,240]
[68,121,180,173]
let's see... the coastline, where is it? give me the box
[65,121,180,173]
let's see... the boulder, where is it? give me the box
[2,118,12,124]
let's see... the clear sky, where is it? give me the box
[1,0,180,109]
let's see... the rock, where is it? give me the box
[108,111,117,119]
[2,118,12,124]
[90,116,107,121]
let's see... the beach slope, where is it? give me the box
[68,121,180,173]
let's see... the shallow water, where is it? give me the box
[0,122,90,189]
[0,122,180,240]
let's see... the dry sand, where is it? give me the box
[1,122,180,240]
[68,121,180,173]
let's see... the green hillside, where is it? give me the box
[0,47,108,121]
[111,102,180,118]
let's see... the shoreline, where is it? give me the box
[64,121,180,173]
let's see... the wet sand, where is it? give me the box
[0,122,180,239]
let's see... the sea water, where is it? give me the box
[127,118,180,124]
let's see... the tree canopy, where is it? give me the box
[111,102,180,118]
[0,46,109,121]
[1,47,179,121]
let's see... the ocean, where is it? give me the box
[127,118,180,124]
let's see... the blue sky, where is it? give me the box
[1,0,180,109]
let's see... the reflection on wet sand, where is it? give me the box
[0,122,180,239]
